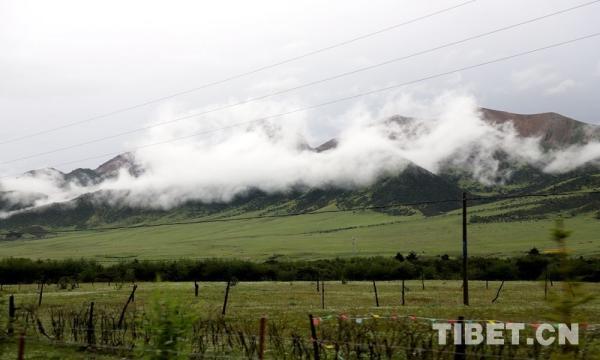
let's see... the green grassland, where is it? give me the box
[4,280,599,322]
[1,281,599,359]
[0,196,598,261]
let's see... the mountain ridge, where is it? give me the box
[1,108,599,231]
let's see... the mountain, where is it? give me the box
[1,108,599,232]
[0,162,464,229]
[94,152,142,178]
[480,108,600,148]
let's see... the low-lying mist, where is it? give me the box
[1,92,599,215]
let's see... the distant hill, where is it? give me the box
[1,108,599,231]
[480,108,600,148]
[0,162,464,229]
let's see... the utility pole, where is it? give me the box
[462,192,469,306]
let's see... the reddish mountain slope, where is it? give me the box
[480,108,599,147]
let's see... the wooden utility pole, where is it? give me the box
[462,192,469,306]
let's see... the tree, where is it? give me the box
[547,220,594,325]
[406,251,418,261]
[394,262,417,280]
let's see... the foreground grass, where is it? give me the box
[2,281,600,359]
[1,281,598,359]
[4,280,598,321]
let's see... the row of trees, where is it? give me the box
[0,251,598,285]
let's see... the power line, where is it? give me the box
[0,0,477,146]
[2,30,598,178]
[3,0,599,166]
[1,189,598,235]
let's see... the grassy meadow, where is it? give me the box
[1,280,599,359]
[0,203,598,261]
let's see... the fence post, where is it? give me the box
[222,280,231,316]
[17,331,25,360]
[421,272,425,290]
[316,278,320,293]
[38,282,44,307]
[401,279,405,306]
[321,281,325,309]
[87,302,95,346]
[118,284,138,328]
[454,316,466,360]
[8,294,15,336]
[258,316,267,360]
[372,280,379,307]
[544,269,548,299]
[308,314,320,360]
[194,281,199,297]
[491,280,505,303]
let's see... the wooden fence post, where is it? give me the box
[87,302,95,346]
[194,281,199,297]
[17,331,25,360]
[401,279,405,306]
[118,284,138,328]
[491,280,505,303]
[8,294,15,336]
[258,316,267,360]
[454,316,466,360]
[316,278,320,293]
[38,282,44,307]
[421,272,425,290]
[308,314,320,360]
[222,280,231,316]
[372,280,379,307]
[321,281,325,309]
[544,270,548,300]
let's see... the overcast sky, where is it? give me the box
[1,0,599,175]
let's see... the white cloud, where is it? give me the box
[545,79,577,95]
[511,64,577,96]
[2,91,599,214]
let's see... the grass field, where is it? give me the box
[0,203,598,261]
[1,281,599,359]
